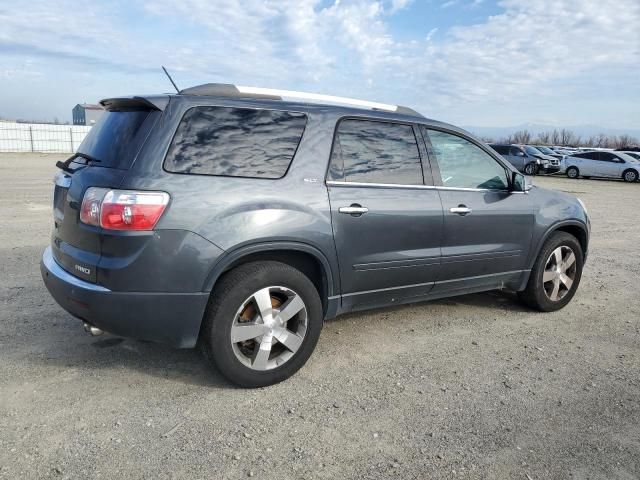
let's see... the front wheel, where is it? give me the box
[623,169,638,182]
[201,261,323,387]
[524,163,537,176]
[518,232,584,312]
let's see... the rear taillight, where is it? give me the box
[80,187,169,231]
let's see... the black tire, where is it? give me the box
[518,232,584,312]
[524,163,537,176]
[201,261,323,388]
[566,166,579,179]
[622,169,638,183]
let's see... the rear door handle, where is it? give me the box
[339,204,369,216]
[449,205,472,215]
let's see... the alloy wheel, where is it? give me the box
[230,286,307,371]
[542,246,577,301]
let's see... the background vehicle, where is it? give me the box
[618,151,640,160]
[489,144,559,175]
[41,84,590,387]
[532,145,565,162]
[564,151,640,182]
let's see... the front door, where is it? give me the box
[327,119,443,310]
[422,128,535,293]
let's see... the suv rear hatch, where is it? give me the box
[52,98,163,283]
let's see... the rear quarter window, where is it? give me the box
[164,106,307,179]
[78,110,158,169]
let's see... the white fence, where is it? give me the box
[0,122,92,153]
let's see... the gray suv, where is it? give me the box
[41,84,590,387]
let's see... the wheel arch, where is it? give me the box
[202,241,339,318]
[528,220,589,270]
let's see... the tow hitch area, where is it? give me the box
[83,322,104,336]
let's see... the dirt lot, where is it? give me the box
[0,153,638,480]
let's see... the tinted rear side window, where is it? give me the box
[164,106,307,179]
[78,110,157,169]
[329,119,423,185]
[491,145,508,155]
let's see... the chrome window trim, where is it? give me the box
[325,180,525,194]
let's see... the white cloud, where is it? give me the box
[0,0,638,126]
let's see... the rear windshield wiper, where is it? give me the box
[55,153,101,173]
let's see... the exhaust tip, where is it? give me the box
[83,322,104,336]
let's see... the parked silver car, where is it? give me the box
[532,145,565,162]
[564,151,640,182]
[489,144,559,175]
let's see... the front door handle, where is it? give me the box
[339,204,369,216]
[450,205,472,216]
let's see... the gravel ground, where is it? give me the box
[0,153,639,480]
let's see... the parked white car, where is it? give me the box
[618,151,640,161]
[563,151,640,182]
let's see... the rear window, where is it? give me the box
[164,106,307,179]
[78,110,157,169]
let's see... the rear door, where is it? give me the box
[422,128,534,293]
[327,118,443,310]
[51,107,160,282]
[571,152,598,175]
[594,152,624,177]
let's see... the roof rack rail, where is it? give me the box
[178,83,423,117]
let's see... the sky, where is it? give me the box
[0,0,639,130]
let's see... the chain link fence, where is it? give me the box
[0,122,92,153]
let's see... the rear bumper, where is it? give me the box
[41,246,209,348]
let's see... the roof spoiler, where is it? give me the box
[100,96,169,111]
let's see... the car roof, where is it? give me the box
[101,84,476,140]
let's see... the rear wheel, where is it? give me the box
[524,163,537,175]
[566,166,579,179]
[518,232,583,312]
[201,261,323,387]
[622,169,638,182]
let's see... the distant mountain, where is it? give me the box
[463,123,640,141]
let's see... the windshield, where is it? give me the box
[535,146,553,154]
[618,152,639,163]
[525,146,542,156]
[622,152,640,160]
[77,109,158,169]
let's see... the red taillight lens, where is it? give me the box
[80,188,169,231]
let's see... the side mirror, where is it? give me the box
[518,151,526,157]
[511,171,532,192]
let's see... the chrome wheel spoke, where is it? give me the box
[563,252,576,270]
[543,269,555,283]
[550,278,561,301]
[559,273,573,289]
[252,335,273,370]
[277,295,305,324]
[253,287,274,323]
[553,248,563,266]
[273,327,303,353]
[231,323,267,343]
